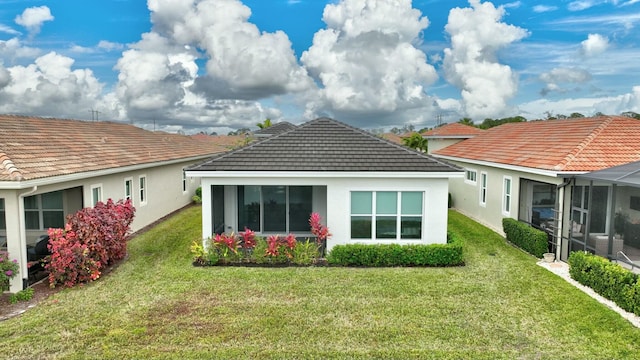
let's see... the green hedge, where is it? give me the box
[568,251,640,315]
[502,218,548,258]
[326,233,464,267]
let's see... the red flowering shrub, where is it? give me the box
[45,199,135,288]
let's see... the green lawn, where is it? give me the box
[1,206,639,359]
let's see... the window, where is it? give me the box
[502,177,512,216]
[465,169,477,185]
[350,191,423,240]
[0,198,5,230]
[182,170,187,193]
[91,185,102,206]
[25,191,65,230]
[139,176,147,205]
[237,186,313,233]
[124,178,133,201]
[480,172,487,206]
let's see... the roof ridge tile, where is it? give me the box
[556,116,613,170]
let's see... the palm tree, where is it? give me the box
[256,118,272,129]
[402,132,428,152]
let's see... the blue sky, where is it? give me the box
[0,0,639,134]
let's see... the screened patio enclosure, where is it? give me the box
[573,161,640,271]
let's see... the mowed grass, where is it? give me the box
[1,207,640,359]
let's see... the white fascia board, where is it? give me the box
[0,155,213,190]
[432,155,585,178]
[185,170,464,179]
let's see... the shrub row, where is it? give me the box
[502,218,548,258]
[45,199,135,288]
[568,251,640,316]
[325,233,464,267]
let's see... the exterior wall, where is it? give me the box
[200,176,450,252]
[446,160,562,235]
[1,158,204,292]
[426,139,465,154]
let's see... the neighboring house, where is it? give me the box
[186,117,463,252]
[379,132,404,145]
[253,121,297,138]
[429,116,640,263]
[422,123,485,153]
[0,115,228,292]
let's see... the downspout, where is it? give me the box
[17,186,37,290]
[556,178,571,261]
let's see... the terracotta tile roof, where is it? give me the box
[422,123,485,138]
[379,132,405,145]
[190,133,246,148]
[189,117,462,173]
[433,116,640,172]
[0,115,228,181]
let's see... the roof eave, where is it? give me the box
[432,154,582,178]
[186,170,464,179]
[0,154,216,190]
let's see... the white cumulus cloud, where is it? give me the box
[442,0,529,119]
[0,52,105,118]
[14,6,53,36]
[581,33,609,57]
[300,0,439,126]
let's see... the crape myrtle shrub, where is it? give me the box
[569,251,640,316]
[502,218,548,258]
[326,232,464,267]
[45,199,135,288]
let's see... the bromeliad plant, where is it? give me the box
[192,213,331,266]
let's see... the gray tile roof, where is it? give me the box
[189,117,462,173]
[253,121,297,137]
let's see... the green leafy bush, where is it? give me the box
[568,251,640,315]
[326,234,464,267]
[192,187,202,204]
[502,218,548,258]
[9,287,34,304]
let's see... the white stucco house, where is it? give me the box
[186,117,463,253]
[0,115,229,292]
[426,116,640,265]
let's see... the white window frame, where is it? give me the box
[479,172,487,207]
[24,191,65,230]
[124,177,133,202]
[502,176,512,216]
[237,185,314,234]
[349,191,424,241]
[465,168,477,185]
[139,175,147,206]
[90,184,103,207]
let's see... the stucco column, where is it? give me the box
[4,193,24,293]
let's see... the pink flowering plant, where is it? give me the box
[0,250,19,291]
[193,213,331,266]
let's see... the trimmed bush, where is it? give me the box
[326,234,464,267]
[45,199,135,288]
[502,218,548,258]
[568,251,640,316]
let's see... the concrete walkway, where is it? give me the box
[537,260,640,328]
